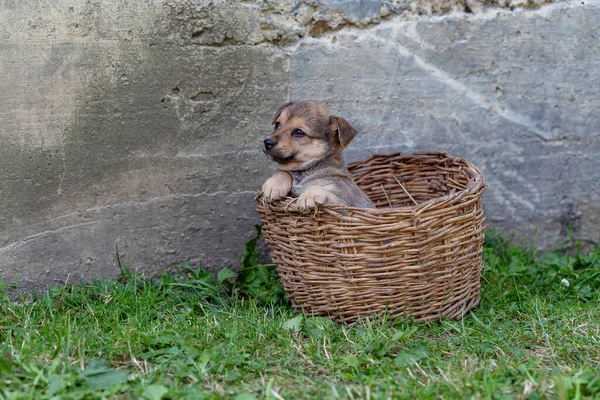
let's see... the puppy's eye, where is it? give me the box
[292,129,305,137]
[274,121,280,129]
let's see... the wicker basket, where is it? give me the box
[256,152,487,323]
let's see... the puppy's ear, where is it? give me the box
[329,116,357,147]
[272,102,294,125]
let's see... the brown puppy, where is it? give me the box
[261,101,374,210]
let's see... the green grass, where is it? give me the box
[1,230,599,399]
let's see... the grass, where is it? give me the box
[1,229,599,399]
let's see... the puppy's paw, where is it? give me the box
[263,184,290,202]
[293,186,341,211]
[261,171,292,202]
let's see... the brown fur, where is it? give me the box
[261,101,374,210]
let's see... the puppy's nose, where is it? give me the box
[264,138,276,150]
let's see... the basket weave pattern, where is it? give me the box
[256,153,487,323]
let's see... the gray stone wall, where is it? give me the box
[1,0,599,289]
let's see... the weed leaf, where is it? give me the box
[282,315,303,332]
[143,384,169,400]
[235,224,288,305]
[303,317,335,339]
[395,346,428,367]
[392,326,418,342]
[234,394,258,400]
[343,354,359,368]
[0,356,13,374]
[80,358,128,389]
[47,374,66,395]
[218,268,236,284]
[241,225,262,272]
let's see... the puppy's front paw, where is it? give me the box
[261,171,292,202]
[293,186,340,211]
[263,183,290,202]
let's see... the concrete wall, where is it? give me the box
[1,0,599,289]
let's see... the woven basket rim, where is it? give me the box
[257,152,486,215]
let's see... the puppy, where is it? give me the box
[261,101,374,210]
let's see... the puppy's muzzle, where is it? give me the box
[264,138,276,151]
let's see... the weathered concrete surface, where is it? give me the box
[290,1,600,248]
[0,0,598,289]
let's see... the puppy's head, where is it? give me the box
[263,101,357,171]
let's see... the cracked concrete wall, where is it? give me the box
[1,0,598,290]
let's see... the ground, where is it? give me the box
[0,231,599,399]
